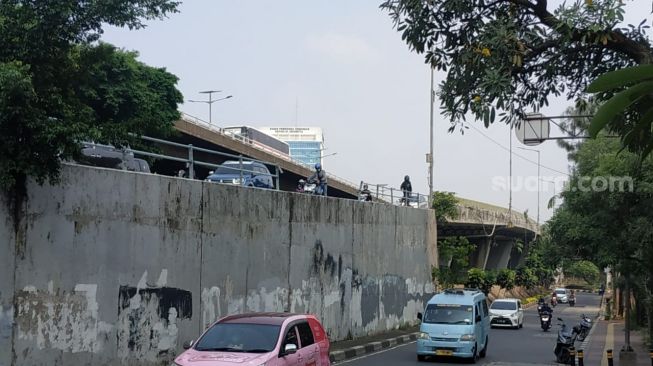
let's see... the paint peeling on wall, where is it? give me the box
[117,285,192,362]
[15,284,112,353]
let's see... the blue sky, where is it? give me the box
[102,0,650,222]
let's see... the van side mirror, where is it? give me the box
[417,312,423,321]
[182,340,194,349]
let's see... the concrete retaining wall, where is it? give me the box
[0,164,437,366]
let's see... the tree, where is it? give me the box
[496,268,516,290]
[380,0,650,134]
[0,1,182,194]
[515,266,538,289]
[432,191,459,223]
[565,260,601,286]
[466,268,496,295]
[433,236,476,289]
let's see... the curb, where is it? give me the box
[329,333,418,363]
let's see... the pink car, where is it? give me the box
[172,312,331,366]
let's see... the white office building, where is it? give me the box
[259,127,325,166]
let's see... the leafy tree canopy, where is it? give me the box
[0,0,182,192]
[381,0,651,135]
[432,191,459,223]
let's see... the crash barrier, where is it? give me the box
[82,136,282,190]
[608,349,614,366]
[359,181,429,208]
[181,112,360,191]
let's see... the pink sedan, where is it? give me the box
[172,312,331,366]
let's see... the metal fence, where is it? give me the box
[358,181,430,209]
[82,136,282,190]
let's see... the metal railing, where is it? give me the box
[82,137,282,190]
[180,112,360,191]
[359,181,430,209]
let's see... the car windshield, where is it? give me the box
[423,304,473,324]
[491,301,517,310]
[556,290,566,295]
[194,323,281,353]
[214,164,251,175]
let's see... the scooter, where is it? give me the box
[569,295,576,307]
[554,318,580,364]
[540,310,552,331]
[296,179,318,194]
[576,314,593,341]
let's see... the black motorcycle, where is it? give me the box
[540,310,552,331]
[554,318,580,364]
[576,314,593,341]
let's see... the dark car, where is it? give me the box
[78,143,150,173]
[206,161,275,189]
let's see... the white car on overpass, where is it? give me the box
[489,298,524,329]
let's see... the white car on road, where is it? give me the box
[554,288,569,303]
[489,299,524,329]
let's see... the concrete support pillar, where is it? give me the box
[485,239,513,270]
[470,237,492,269]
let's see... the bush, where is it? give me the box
[515,267,538,289]
[466,268,495,295]
[496,269,516,290]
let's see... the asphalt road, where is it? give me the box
[338,293,602,366]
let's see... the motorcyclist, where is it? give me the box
[400,175,412,206]
[296,179,306,193]
[539,300,553,315]
[308,163,327,196]
[360,184,373,201]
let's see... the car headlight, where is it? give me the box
[460,334,476,341]
[232,178,242,184]
[417,332,430,340]
[510,312,519,318]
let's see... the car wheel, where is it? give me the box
[467,344,479,364]
[479,337,488,358]
[519,319,524,328]
[417,355,427,362]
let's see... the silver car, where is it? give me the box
[554,288,569,303]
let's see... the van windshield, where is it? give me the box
[490,301,517,310]
[423,304,474,324]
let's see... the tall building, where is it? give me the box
[259,127,324,166]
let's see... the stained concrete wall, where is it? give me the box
[0,164,437,366]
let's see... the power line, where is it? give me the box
[465,122,571,177]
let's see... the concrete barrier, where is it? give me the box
[0,164,437,366]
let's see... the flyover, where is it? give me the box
[439,197,540,270]
[155,113,539,270]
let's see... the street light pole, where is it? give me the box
[428,66,435,208]
[188,90,233,126]
[518,147,541,225]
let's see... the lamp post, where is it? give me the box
[518,147,541,226]
[428,66,435,208]
[188,90,233,125]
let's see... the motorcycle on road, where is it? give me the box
[554,318,580,364]
[576,314,593,341]
[540,311,552,331]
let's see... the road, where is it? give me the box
[338,292,602,366]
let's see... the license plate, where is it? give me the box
[435,350,453,356]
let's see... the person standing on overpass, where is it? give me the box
[308,163,328,196]
[400,175,412,206]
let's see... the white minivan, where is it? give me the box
[488,298,524,329]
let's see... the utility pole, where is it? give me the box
[428,66,435,208]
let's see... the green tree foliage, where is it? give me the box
[565,260,601,286]
[432,191,459,223]
[0,0,182,192]
[380,0,650,136]
[496,268,516,290]
[433,236,475,288]
[515,266,538,289]
[465,268,496,295]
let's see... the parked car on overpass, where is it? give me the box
[206,160,275,189]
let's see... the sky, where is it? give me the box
[101,0,651,223]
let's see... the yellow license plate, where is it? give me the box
[435,350,453,356]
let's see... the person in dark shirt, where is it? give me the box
[400,175,412,206]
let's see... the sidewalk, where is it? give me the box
[583,319,650,366]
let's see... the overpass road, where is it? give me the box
[337,293,602,366]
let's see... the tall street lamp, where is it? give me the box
[518,147,541,226]
[428,66,435,208]
[188,90,233,125]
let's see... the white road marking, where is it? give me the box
[334,341,415,365]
